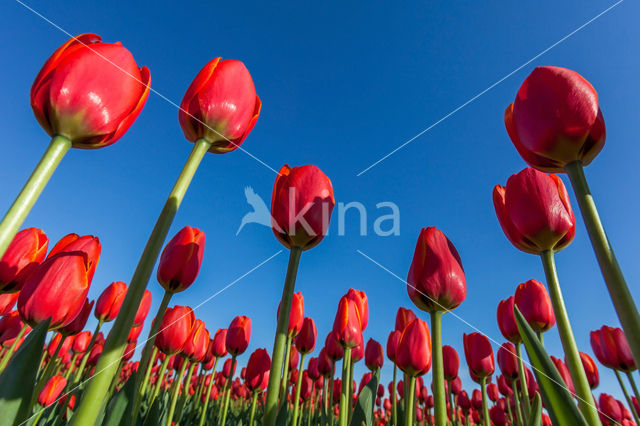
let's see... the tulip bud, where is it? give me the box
[463,332,494,379]
[332,296,362,349]
[365,338,384,371]
[307,357,320,381]
[577,351,599,389]
[551,355,575,396]
[179,58,261,153]
[0,228,48,292]
[60,298,94,336]
[514,279,556,333]
[95,281,128,322]
[0,293,20,316]
[442,345,459,381]
[325,331,344,361]
[245,348,271,392]
[128,323,144,343]
[155,305,195,355]
[386,330,401,363]
[133,289,152,326]
[406,227,466,313]
[226,316,251,356]
[183,319,210,362]
[487,383,499,402]
[31,34,150,148]
[497,296,521,344]
[599,393,623,424]
[590,325,636,372]
[317,348,333,377]
[295,317,317,355]
[211,328,228,358]
[346,289,369,331]
[0,311,31,345]
[72,330,91,353]
[351,340,364,363]
[288,345,299,370]
[277,292,304,337]
[395,318,432,377]
[157,226,205,293]
[222,357,236,378]
[497,375,513,396]
[271,164,335,250]
[395,307,417,332]
[497,342,519,380]
[505,66,605,173]
[38,375,67,407]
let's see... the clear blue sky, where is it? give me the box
[1,0,638,404]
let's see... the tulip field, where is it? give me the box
[1,14,640,426]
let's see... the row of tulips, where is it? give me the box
[0,29,638,426]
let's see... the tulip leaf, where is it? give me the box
[350,369,380,426]
[527,392,542,426]
[513,306,587,426]
[102,371,137,426]
[0,318,50,426]
[275,399,289,426]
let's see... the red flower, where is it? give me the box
[277,291,304,337]
[395,318,432,377]
[598,393,623,424]
[505,66,605,173]
[346,289,369,331]
[406,227,466,313]
[31,34,150,148]
[395,307,417,332]
[295,317,317,355]
[183,319,210,362]
[351,339,364,363]
[497,296,521,343]
[245,348,271,392]
[95,281,128,322]
[578,351,599,389]
[157,226,205,293]
[442,345,459,381]
[222,357,236,378]
[59,298,94,336]
[493,167,575,254]
[463,333,494,379]
[38,375,67,407]
[365,338,384,371]
[271,164,335,250]
[590,325,636,372]
[332,296,362,349]
[0,292,19,316]
[0,311,31,345]
[0,227,48,292]
[325,331,344,361]
[72,330,91,353]
[133,289,152,326]
[497,342,519,380]
[154,305,195,355]
[317,348,333,377]
[226,316,251,356]
[386,330,401,363]
[514,279,556,333]
[551,355,575,396]
[210,328,228,358]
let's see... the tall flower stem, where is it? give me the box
[626,372,640,413]
[511,380,524,426]
[71,138,211,426]
[149,354,170,408]
[615,370,640,425]
[263,246,303,425]
[249,391,259,426]
[166,359,189,426]
[480,378,490,426]
[0,135,72,259]
[430,311,446,426]
[292,352,307,426]
[139,347,158,398]
[279,335,293,401]
[447,379,458,426]
[328,362,336,426]
[565,161,640,368]
[404,375,416,426]
[220,355,237,426]
[0,323,28,371]
[391,363,398,426]
[515,344,530,418]
[540,250,601,425]
[198,356,219,426]
[338,347,352,426]
[72,319,103,385]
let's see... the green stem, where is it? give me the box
[33,334,66,407]
[140,347,158,398]
[447,380,457,426]
[31,405,45,426]
[511,379,524,426]
[71,138,211,426]
[292,353,307,426]
[279,334,293,402]
[565,161,640,369]
[64,354,79,380]
[540,250,601,425]
[405,376,416,426]
[198,357,219,426]
[322,376,329,424]
[348,356,354,420]
[515,343,530,418]
[480,378,490,426]
[339,348,352,426]
[328,362,335,426]
[627,372,640,416]
[0,135,71,259]
[220,355,237,426]
[505,392,514,426]
[249,391,259,426]
[430,311,446,426]
[166,358,189,426]
[263,246,303,426]
[536,331,544,348]
[149,353,170,409]
[392,364,398,426]
[616,370,640,425]
[72,319,103,385]
[0,323,28,371]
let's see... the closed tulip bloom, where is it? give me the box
[222,357,236,378]
[497,296,521,344]
[505,66,605,173]
[487,383,499,402]
[18,235,100,329]
[245,348,271,392]
[122,341,137,361]
[307,358,320,381]
[578,351,599,389]
[395,318,432,377]
[271,164,335,250]
[289,346,300,370]
[0,292,19,316]
[38,375,67,407]
[497,375,513,396]
[406,227,466,313]
[226,315,251,356]
[325,331,344,361]
[497,342,519,380]
[31,34,150,148]
[183,319,210,362]
[590,325,636,372]
[295,317,317,354]
[179,58,261,153]
[317,348,333,377]
[0,228,48,292]
[346,288,369,331]
[387,330,401,363]
[442,345,460,381]
[95,281,128,322]
[599,393,623,424]
[133,289,152,326]
[395,307,417,332]
[154,305,195,355]
[72,330,91,353]
[45,234,101,283]
[514,279,556,333]
[0,311,31,345]
[157,226,205,293]
[463,333,495,379]
[489,404,508,426]
[210,328,228,358]
[332,296,362,349]
[60,298,94,336]
[551,356,575,395]
[493,167,576,254]
[87,343,103,366]
[351,339,365,363]
[277,291,304,337]
[365,338,384,371]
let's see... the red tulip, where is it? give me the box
[497,296,521,343]
[307,358,320,381]
[211,328,228,358]
[87,343,103,366]
[442,345,459,381]
[317,348,333,377]
[332,296,362,349]
[122,341,137,361]
[457,391,471,412]
[497,375,513,396]
[590,325,636,372]
[271,164,335,250]
[493,167,575,254]
[346,288,369,331]
[157,226,205,293]
[514,279,556,333]
[183,319,210,362]
[0,311,31,345]
[154,305,196,355]
[325,331,344,361]
[277,291,304,337]
[551,355,575,396]
[60,298,94,336]
[38,375,67,407]
[450,376,462,395]
[395,318,432,377]
[365,338,384,371]
[226,316,251,356]
[578,351,599,389]
[289,345,300,370]
[18,235,100,329]
[497,342,519,380]
[47,332,73,357]
[46,234,101,283]
[406,227,466,313]
[95,281,128,322]
[0,292,19,316]
[463,333,494,379]
[133,289,152,326]
[599,393,623,424]
[351,339,365,363]
[487,383,499,402]
[31,34,150,148]
[505,66,605,173]
[386,330,401,364]
[395,307,417,332]
[222,357,236,378]
[72,330,91,353]
[179,58,261,153]
[0,227,48,292]
[295,317,317,354]
[245,348,271,392]
[489,404,508,426]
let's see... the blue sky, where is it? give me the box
[1,0,639,404]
